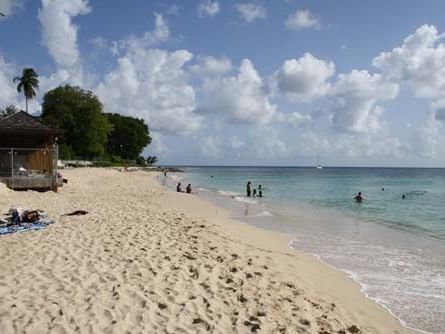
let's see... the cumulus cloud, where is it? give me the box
[236,3,266,23]
[272,53,335,102]
[38,0,92,92]
[197,0,220,18]
[411,113,443,158]
[285,9,320,31]
[38,0,91,69]
[373,24,445,99]
[112,13,169,55]
[96,48,202,135]
[330,70,399,134]
[0,55,19,106]
[199,58,278,124]
[189,56,232,78]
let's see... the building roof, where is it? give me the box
[0,111,63,134]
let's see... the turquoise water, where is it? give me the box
[173,167,445,334]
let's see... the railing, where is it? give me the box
[0,147,58,188]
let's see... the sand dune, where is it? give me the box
[0,168,411,333]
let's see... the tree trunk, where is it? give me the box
[25,97,28,113]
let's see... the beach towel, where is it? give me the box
[0,219,55,235]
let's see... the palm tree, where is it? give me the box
[13,68,39,113]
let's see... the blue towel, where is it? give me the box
[0,219,55,235]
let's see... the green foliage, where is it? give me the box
[13,68,39,113]
[58,143,75,160]
[146,156,158,165]
[42,85,111,159]
[0,104,19,116]
[135,156,146,166]
[106,113,151,160]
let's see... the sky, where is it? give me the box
[2,0,445,166]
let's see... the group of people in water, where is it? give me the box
[354,187,409,203]
[246,181,263,198]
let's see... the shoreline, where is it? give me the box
[0,168,413,333]
[174,168,443,334]
[158,172,415,333]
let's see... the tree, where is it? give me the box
[135,156,146,166]
[146,156,158,165]
[106,113,152,160]
[41,85,111,159]
[13,68,39,113]
[0,104,19,116]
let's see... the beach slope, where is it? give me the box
[0,168,411,333]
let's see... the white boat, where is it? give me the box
[316,155,323,169]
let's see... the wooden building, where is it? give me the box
[0,111,63,191]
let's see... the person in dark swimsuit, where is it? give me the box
[176,182,182,192]
[354,191,363,202]
[246,181,251,197]
[186,184,192,194]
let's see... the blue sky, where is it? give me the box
[2,0,445,166]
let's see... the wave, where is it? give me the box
[233,196,259,204]
[217,190,240,197]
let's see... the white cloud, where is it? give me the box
[287,112,312,127]
[272,53,335,102]
[248,127,289,158]
[112,13,169,55]
[0,0,25,18]
[38,0,91,69]
[199,58,278,124]
[89,36,108,50]
[198,136,222,158]
[411,113,443,158]
[285,9,320,31]
[197,0,220,18]
[189,56,232,78]
[97,48,202,135]
[373,24,445,99]
[38,0,92,92]
[0,55,19,107]
[236,3,266,23]
[330,70,399,134]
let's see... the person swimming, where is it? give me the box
[354,191,363,202]
[252,189,257,197]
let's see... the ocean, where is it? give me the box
[168,166,445,334]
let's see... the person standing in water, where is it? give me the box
[246,181,252,197]
[258,184,263,198]
[354,191,363,202]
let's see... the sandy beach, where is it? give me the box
[0,168,412,333]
